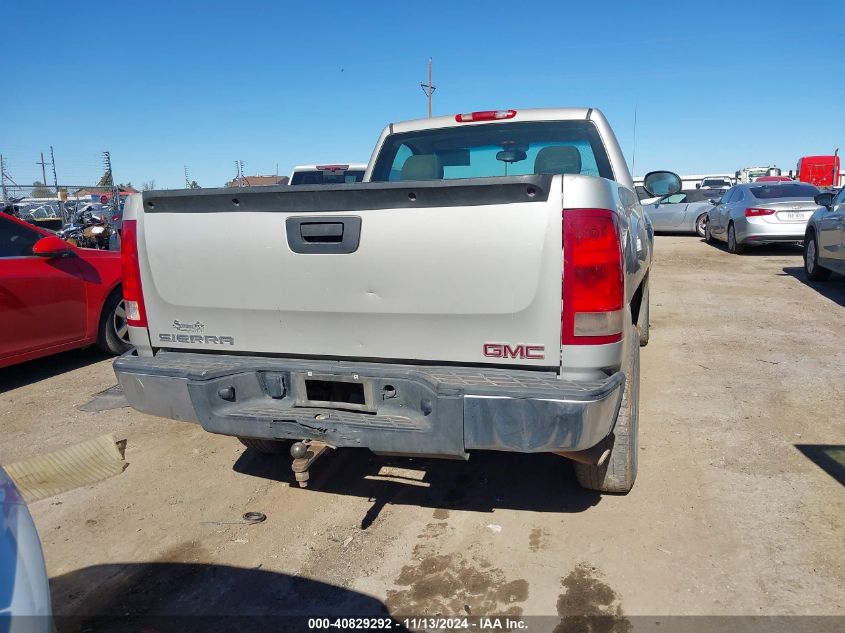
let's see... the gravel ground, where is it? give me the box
[2,235,843,630]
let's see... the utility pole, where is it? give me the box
[233,160,245,187]
[631,106,638,178]
[36,152,49,188]
[50,146,59,194]
[102,150,117,208]
[184,165,190,189]
[0,155,7,202]
[420,57,435,118]
[102,151,113,186]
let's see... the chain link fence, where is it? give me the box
[2,184,133,251]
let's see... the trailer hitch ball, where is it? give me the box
[290,440,331,488]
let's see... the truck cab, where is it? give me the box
[289,164,367,185]
[796,155,840,188]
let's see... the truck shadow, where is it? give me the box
[51,560,404,632]
[794,444,845,487]
[781,266,845,307]
[234,448,601,525]
[0,347,111,394]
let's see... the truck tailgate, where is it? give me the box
[136,177,562,367]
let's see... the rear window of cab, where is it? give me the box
[370,121,614,182]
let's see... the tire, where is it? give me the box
[804,231,831,281]
[704,219,714,244]
[727,222,745,254]
[636,281,650,347]
[238,437,293,454]
[575,330,639,493]
[695,213,708,238]
[96,290,132,355]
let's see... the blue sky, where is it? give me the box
[2,0,843,189]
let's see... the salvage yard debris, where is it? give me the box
[3,434,127,502]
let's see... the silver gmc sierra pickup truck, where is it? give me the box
[114,107,680,493]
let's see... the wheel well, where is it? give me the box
[631,275,647,325]
[97,284,123,329]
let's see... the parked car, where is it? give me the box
[0,468,52,627]
[0,213,130,368]
[735,166,781,183]
[115,107,681,494]
[289,164,367,185]
[804,187,845,280]
[642,188,718,236]
[705,182,820,253]
[697,177,731,190]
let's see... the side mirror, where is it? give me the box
[696,183,701,189]
[32,235,72,257]
[814,192,834,208]
[643,171,682,197]
[709,199,720,205]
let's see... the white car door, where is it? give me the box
[644,193,688,230]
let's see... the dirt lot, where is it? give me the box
[2,236,844,629]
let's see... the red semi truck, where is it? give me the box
[796,155,840,188]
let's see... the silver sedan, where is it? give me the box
[641,189,717,237]
[705,182,820,253]
[0,468,52,625]
[804,187,845,280]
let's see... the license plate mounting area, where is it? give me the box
[293,372,377,413]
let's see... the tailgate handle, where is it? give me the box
[300,222,344,242]
[286,216,361,254]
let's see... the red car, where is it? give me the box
[755,176,793,182]
[0,213,130,369]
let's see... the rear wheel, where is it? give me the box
[804,231,831,281]
[695,213,708,238]
[97,290,132,355]
[575,330,639,493]
[238,437,293,454]
[727,222,745,254]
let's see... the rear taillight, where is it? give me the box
[745,208,776,217]
[454,109,517,122]
[111,214,120,222]
[120,220,147,327]
[562,209,624,345]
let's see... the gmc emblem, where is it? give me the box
[483,343,545,360]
